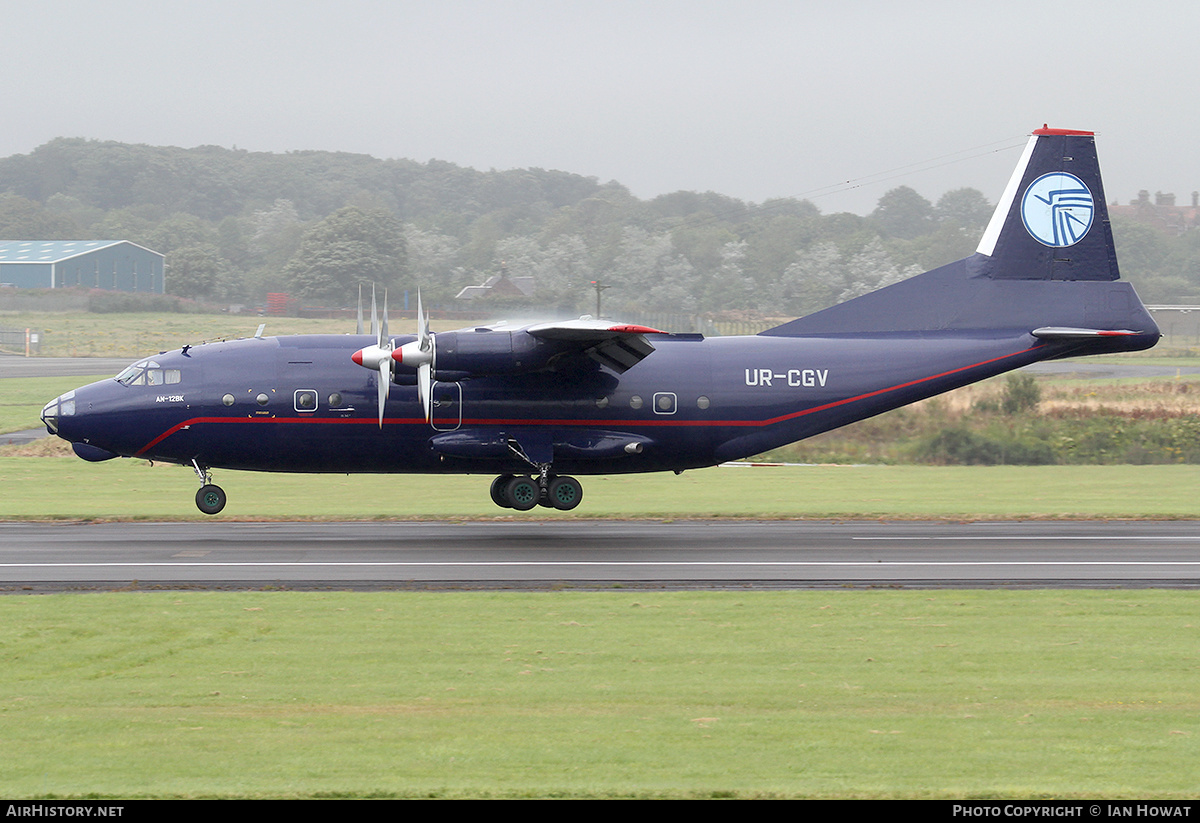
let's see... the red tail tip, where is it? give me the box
[1032,125,1094,136]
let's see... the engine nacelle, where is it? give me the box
[428,329,572,378]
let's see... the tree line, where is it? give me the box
[0,137,1195,317]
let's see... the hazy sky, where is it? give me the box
[3,0,1197,215]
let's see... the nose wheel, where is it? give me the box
[490,474,583,511]
[191,459,227,515]
[196,484,227,515]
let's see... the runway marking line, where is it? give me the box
[4,560,1200,568]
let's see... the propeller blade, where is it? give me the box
[377,362,390,428]
[356,284,364,335]
[370,283,379,339]
[418,362,432,423]
[417,289,429,351]
[381,289,389,345]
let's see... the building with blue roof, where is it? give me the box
[0,241,165,293]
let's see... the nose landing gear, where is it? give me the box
[196,484,227,515]
[192,459,227,515]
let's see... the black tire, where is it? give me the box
[504,476,539,511]
[195,484,227,515]
[490,475,514,508]
[547,476,583,510]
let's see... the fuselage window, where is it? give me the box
[294,390,318,412]
[653,392,677,415]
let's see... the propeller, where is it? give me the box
[350,284,396,428]
[351,286,434,427]
[396,290,434,423]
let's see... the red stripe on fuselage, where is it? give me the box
[135,344,1041,456]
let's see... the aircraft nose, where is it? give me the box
[40,391,76,436]
[43,384,123,461]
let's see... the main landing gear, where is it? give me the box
[490,437,583,511]
[490,473,583,511]
[192,459,227,515]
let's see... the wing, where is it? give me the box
[525,318,668,374]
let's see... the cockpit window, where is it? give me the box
[116,359,180,387]
[41,390,75,434]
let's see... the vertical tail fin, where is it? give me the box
[975,127,1119,281]
[762,126,1158,352]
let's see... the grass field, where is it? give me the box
[4,455,1200,520]
[5,308,1200,360]
[4,316,1200,798]
[1,589,1198,799]
[0,311,466,359]
[0,375,102,435]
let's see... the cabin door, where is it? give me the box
[431,381,462,431]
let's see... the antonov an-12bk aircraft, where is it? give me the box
[41,127,1159,514]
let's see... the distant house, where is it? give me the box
[1109,191,1200,236]
[455,271,535,301]
[0,241,166,293]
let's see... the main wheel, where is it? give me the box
[547,476,583,510]
[503,476,539,511]
[490,475,514,508]
[195,484,227,515]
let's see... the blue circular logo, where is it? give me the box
[1021,172,1094,247]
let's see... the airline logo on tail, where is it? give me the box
[1020,172,1095,247]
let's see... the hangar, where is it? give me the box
[0,240,165,293]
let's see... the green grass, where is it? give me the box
[0,375,111,435]
[0,311,480,359]
[7,276,1200,800]
[1,589,1197,798]
[4,457,1200,520]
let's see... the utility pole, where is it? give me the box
[589,280,611,318]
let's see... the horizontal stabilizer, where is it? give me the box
[1031,327,1142,339]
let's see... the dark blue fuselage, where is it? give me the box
[50,325,1144,477]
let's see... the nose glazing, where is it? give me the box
[41,391,75,435]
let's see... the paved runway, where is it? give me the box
[6,357,1199,592]
[3,520,1200,591]
[0,354,131,379]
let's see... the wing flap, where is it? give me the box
[527,318,667,374]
